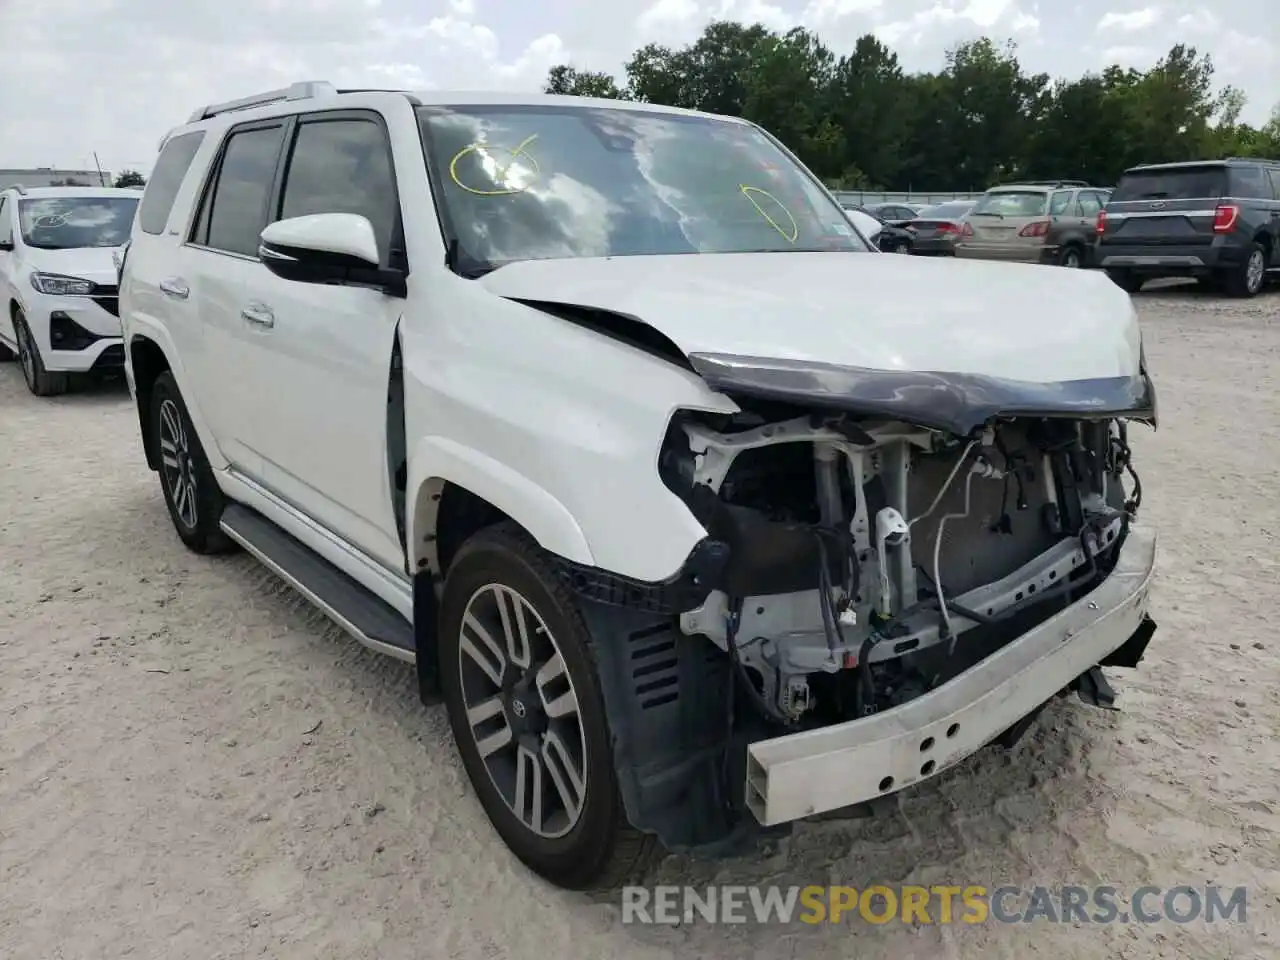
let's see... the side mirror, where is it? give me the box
[258,213,405,297]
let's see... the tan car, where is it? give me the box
[954,181,1110,268]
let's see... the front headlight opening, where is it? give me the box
[31,272,94,296]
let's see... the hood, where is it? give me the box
[479,252,1142,386]
[26,246,124,288]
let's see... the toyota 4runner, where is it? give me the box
[120,82,1160,890]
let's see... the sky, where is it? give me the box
[0,0,1274,178]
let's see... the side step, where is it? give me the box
[219,503,416,663]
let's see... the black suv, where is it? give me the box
[1094,158,1280,297]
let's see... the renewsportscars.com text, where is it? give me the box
[620,884,1248,926]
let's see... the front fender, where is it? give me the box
[407,436,595,569]
[124,318,226,473]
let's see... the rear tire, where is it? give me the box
[1223,243,1267,298]
[149,371,233,554]
[13,310,69,397]
[439,522,659,890]
[1058,245,1085,268]
[1105,269,1145,293]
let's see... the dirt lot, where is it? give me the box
[1,285,1278,960]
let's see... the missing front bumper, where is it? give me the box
[743,523,1157,826]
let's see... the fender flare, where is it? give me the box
[125,320,227,472]
[406,435,595,572]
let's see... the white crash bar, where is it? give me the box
[745,523,1157,825]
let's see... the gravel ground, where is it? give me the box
[1,284,1278,960]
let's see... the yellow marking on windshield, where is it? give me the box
[739,185,798,244]
[449,134,541,196]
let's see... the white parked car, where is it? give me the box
[119,82,1160,890]
[0,185,139,395]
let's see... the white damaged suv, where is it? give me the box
[120,82,1159,890]
[0,185,139,395]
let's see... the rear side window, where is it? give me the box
[1049,190,1073,215]
[277,116,399,265]
[1111,167,1225,202]
[1269,170,1280,201]
[973,190,1047,216]
[1228,166,1272,199]
[0,197,10,244]
[138,131,206,235]
[194,123,287,257]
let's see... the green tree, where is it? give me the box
[543,65,626,99]
[545,24,1273,189]
[113,170,146,188]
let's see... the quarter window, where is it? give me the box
[1049,190,1073,216]
[138,131,206,236]
[0,197,10,245]
[277,117,398,264]
[195,124,287,257]
[1077,191,1105,216]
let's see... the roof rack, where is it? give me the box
[1002,179,1090,188]
[187,80,337,123]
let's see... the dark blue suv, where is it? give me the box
[1094,158,1280,297]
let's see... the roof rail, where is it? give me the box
[10,183,27,195]
[1004,179,1090,188]
[1225,156,1280,164]
[187,80,337,123]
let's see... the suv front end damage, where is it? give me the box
[647,353,1158,829]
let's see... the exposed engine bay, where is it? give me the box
[658,403,1146,730]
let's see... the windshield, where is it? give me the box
[417,104,871,271]
[18,196,138,249]
[917,202,973,219]
[971,191,1047,217]
[1111,167,1227,202]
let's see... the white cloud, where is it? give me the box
[1096,7,1161,31]
[1100,44,1157,65]
[1175,9,1219,33]
[874,0,1037,46]
[637,0,701,34]
[0,0,1273,175]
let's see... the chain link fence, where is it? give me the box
[831,189,985,207]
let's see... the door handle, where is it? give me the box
[159,277,189,300]
[241,303,275,328]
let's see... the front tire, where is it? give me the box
[149,371,233,553]
[439,522,657,890]
[13,310,69,397]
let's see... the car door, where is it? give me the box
[235,110,408,572]
[0,196,14,347]
[182,118,292,478]
[1268,170,1280,266]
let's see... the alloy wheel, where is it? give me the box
[158,398,198,529]
[1063,249,1082,268]
[457,583,587,839]
[1246,250,1265,293]
[15,320,35,389]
